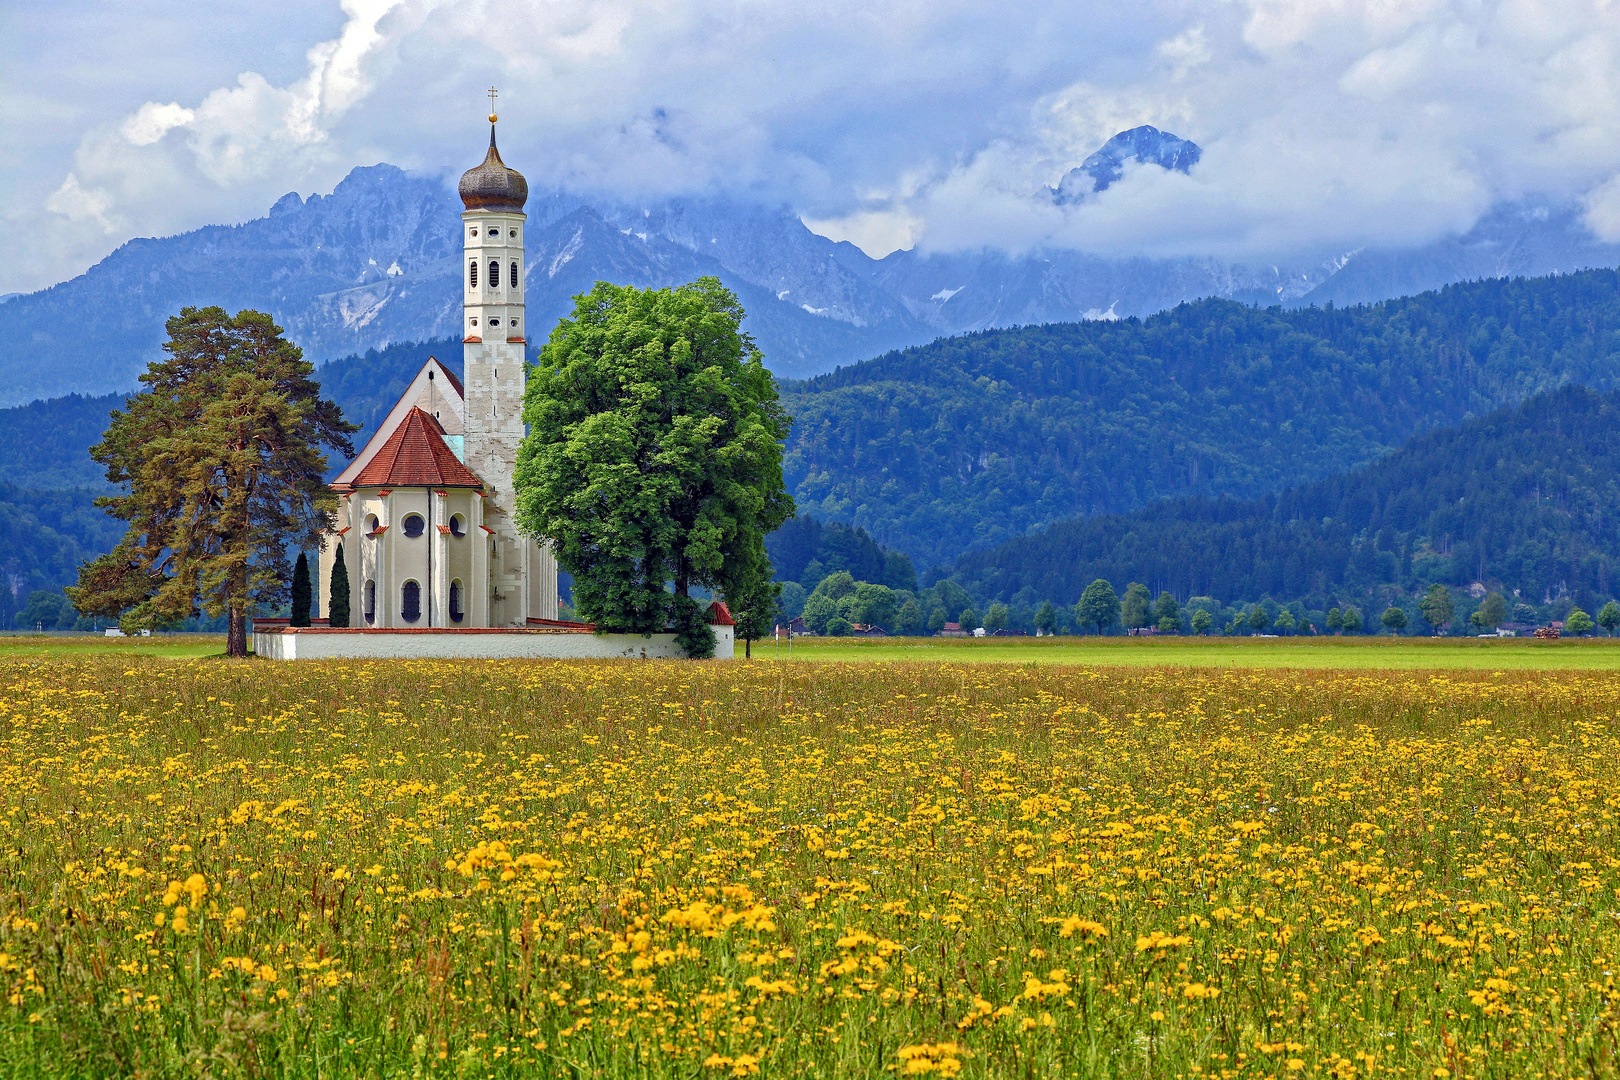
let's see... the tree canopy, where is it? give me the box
[514,278,794,651]
[69,307,353,654]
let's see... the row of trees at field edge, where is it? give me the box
[66,280,792,658]
[775,561,1620,638]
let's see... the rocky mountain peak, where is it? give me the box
[1052,125,1202,204]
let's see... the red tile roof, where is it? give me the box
[351,408,485,489]
[706,600,736,626]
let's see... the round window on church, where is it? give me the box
[402,514,425,538]
[365,514,380,536]
[449,514,465,538]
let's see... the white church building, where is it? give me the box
[317,118,558,630]
[256,114,733,660]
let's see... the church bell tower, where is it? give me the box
[458,96,556,624]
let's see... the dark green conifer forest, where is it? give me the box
[950,385,1620,625]
[781,270,1620,566]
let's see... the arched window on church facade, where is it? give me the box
[364,580,376,625]
[401,581,421,623]
[449,579,464,624]
[469,260,477,289]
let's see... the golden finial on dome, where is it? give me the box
[487,86,499,125]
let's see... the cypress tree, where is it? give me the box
[329,545,351,628]
[290,552,311,627]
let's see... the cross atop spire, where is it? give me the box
[487,86,499,123]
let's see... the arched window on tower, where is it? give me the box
[510,262,519,292]
[401,581,421,623]
[468,260,477,289]
[489,260,500,289]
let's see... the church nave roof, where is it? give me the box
[349,407,485,489]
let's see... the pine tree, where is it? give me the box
[328,544,351,628]
[68,307,354,655]
[290,552,311,627]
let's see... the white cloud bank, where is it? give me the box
[5,0,1620,291]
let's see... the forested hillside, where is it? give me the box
[781,270,1620,566]
[952,385,1620,615]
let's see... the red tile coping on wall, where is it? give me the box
[506,337,526,344]
[463,336,482,344]
[527,617,596,629]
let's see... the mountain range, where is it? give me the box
[6,126,1620,406]
[5,267,1620,627]
[778,269,1620,566]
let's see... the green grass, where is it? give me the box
[0,632,227,659]
[759,632,1620,669]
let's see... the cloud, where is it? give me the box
[902,0,1620,261]
[6,0,1620,291]
[121,103,196,147]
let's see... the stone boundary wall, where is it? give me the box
[254,625,734,661]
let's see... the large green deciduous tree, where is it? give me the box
[69,307,354,656]
[1075,579,1120,635]
[1419,583,1454,635]
[514,279,794,653]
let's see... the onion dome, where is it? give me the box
[458,123,528,213]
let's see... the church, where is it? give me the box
[317,114,560,628]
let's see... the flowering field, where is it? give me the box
[1,658,1618,1078]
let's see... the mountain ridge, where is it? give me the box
[779,269,1620,566]
[9,126,1620,406]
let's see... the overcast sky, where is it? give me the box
[4,0,1619,294]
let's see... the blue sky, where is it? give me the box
[4,0,1619,293]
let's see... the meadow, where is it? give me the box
[773,633,1620,670]
[1,652,1618,1078]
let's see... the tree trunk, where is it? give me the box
[227,608,248,657]
[745,637,751,659]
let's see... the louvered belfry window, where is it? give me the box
[490,260,500,289]
[469,260,477,288]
